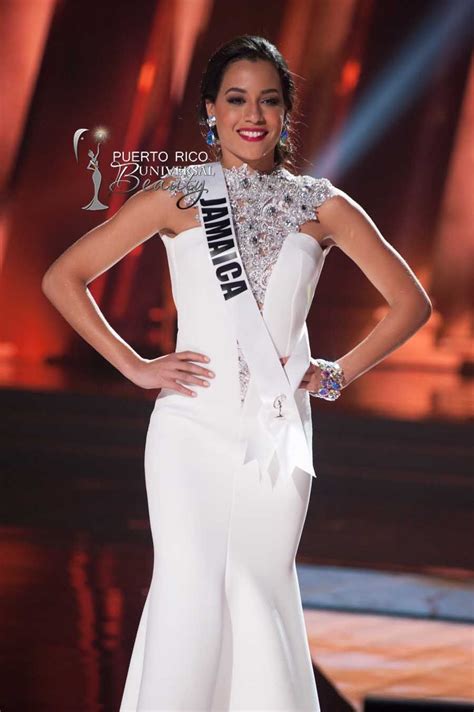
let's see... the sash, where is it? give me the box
[196,161,316,481]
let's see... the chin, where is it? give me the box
[235,144,275,160]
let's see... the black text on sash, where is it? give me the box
[200,197,247,301]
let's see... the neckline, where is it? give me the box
[221,161,283,178]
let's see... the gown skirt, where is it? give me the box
[119,226,325,711]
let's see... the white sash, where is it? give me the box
[196,161,316,481]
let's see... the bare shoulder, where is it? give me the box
[314,186,380,250]
[42,178,182,285]
[288,169,371,250]
[121,168,199,236]
[134,173,184,233]
[105,177,177,236]
[315,186,359,218]
[313,184,423,302]
[151,167,203,238]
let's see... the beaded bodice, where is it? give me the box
[223,164,336,304]
[219,163,337,402]
[171,161,337,403]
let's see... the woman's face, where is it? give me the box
[206,59,286,171]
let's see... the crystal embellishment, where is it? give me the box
[219,163,338,403]
[170,162,338,404]
[221,162,337,312]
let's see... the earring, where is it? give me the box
[206,114,217,146]
[279,123,289,146]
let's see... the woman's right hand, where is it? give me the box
[127,351,215,397]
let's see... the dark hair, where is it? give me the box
[198,35,298,172]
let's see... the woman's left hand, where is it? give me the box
[280,356,322,393]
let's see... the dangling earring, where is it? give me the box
[206,115,218,146]
[279,122,289,146]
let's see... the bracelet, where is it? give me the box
[309,358,346,401]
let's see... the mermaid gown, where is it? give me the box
[119,162,338,711]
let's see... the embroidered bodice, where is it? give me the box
[169,161,338,403]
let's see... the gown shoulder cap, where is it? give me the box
[299,174,339,209]
[279,171,339,228]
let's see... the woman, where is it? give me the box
[42,35,432,712]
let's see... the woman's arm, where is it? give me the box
[315,191,432,389]
[42,180,214,396]
[42,187,173,380]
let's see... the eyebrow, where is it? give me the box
[224,87,280,95]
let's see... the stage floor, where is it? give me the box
[306,608,474,710]
[0,524,472,711]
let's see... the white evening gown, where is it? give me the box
[120,162,338,711]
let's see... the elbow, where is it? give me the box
[41,267,55,299]
[419,293,433,324]
[41,263,63,301]
[41,263,72,302]
[412,296,433,330]
[391,293,433,333]
[42,263,87,304]
[425,296,433,320]
[394,287,433,325]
